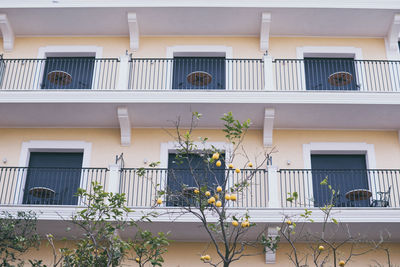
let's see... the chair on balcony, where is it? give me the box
[370,186,391,207]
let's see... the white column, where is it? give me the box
[263,55,275,91]
[117,55,130,90]
[107,164,121,194]
[267,165,280,208]
[265,227,278,264]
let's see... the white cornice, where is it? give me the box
[1,0,400,9]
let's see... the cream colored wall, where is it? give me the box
[1,128,399,169]
[0,36,387,60]
[19,241,400,267]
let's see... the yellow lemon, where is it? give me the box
[194,189,199,194]
[230,194,237,201]
[241,220,249,228]
[248,162,253,167]
[205,191,211,197]
[200,256,205,260]
[339,260,345,266]
[232,220,239,227]
[214,194,219,200]
[286,220,292,225]
[318,245,324,251]
[215,200,222,207]
[216,186,222,192]
[212,153,219,160]
[216,160,222,167]
[225,194,231,201]
[208,197,216,204]
[235,168,241,174]
[135,257,140,263]
[204,255,211,261]
[228,163,234,169]
[156,198,162,205]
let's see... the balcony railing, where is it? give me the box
[2,56,400,93]
[120,168,269,208]
[128,58,265,90]
[274,59,400,92]
[279,169,399,208]
[0,167,108,205]
[0,58,120,90]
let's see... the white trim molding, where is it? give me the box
[166,45,233,59]
[0,14,14,52]
[37,45,103,59]
[385,13,400,60]
[117,106,131,146]
[303,142,376,169]
[260,12,271,52]
[19,140,92,168]
[296,46,363,60]
[263,108,275,147]
[127,12,139,51]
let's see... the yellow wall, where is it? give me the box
[19,241,400,267]
[1,128,399,169]
[0,36,387,60]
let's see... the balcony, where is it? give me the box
[0,167,397,209]
[2,57,400,92]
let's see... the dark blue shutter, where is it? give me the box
[41,57,95,89]
[311,155,368,207]
[23,152,83,205]
[167,153,225,206]
[304,57,357,91]
[172,57,226,90]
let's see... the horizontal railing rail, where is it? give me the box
[0,58,120,90]
[128,58,264,91]
[0,167,108,205]
[273,59,400,92]
[120,168,268,208]
[279,169,399,208]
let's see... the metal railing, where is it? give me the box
[279,169,399,208]
[273,59,400,92]
[128,58,264,90]
[0,58,120,90]
[0,167,108,205]
[120,168,268,208]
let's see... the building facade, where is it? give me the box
[1,1,400,266]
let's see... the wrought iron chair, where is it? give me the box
[370,186,391,207]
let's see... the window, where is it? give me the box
[311,154,369,207]
[22,152,83,205]
[41,56,95,89]
[166,153,225,206]
[304,57,358,91]
[172,56,226,90]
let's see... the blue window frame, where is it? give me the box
[41,57,95,89]
[304,57,358,91]
[311,154,369,207]
[172,57,226,90]
[23,152,83,205]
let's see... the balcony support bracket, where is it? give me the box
[127,12,139,51]
[117,107,131,146]
[0,14,14,52]
[386,14,400,59]
[263,108,275,147]
[265,227,278,264]
[260,12,271,52]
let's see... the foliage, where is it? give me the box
[158,112,274,267]
[131,230,169,267]
[0,211,40,267]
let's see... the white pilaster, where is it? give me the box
[263,108,275,147]
[117,106,131,146]
[0,14,14,52]
[260,12,271,52]
[267,165,280,208]
[107,164,121,194]
[265,227,279,264]
[263,55,275,91]
[117,54,130,90]
[127,12,139,51]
